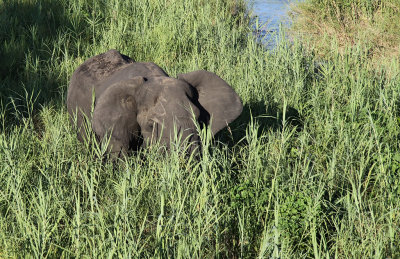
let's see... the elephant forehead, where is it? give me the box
[138,96,200,124]
[149,77,192,94]
[154,96,199,117]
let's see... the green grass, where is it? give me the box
[1,0,400,257]
[290,0,400,73]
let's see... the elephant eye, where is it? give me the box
[147,120,155,129]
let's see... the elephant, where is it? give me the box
[67,49,243,157]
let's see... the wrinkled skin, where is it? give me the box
[67,49,243,157]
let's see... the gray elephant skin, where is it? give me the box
[67,49,243,157]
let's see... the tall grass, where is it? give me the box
[1,0,400,257]
[290,0,400,71]
[308,0,399,15]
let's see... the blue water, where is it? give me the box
[248,0,297,47]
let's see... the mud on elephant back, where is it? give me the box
[67,49,243,158]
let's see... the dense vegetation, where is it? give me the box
[0,0,399,257]
[291,0,400,73]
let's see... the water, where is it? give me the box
[248,0,297,47]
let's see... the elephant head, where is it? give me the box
[67,49,243,157]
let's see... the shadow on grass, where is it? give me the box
[0,0,67,76]
[0,0,88,128]
[216,100,303,146]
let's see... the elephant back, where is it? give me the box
[68,49,134,92]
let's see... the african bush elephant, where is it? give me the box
[67,49,243,157]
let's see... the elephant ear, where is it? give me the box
[92,77,145,156]
[178,70,243,135]
[67,49,134,141]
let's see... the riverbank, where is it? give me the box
[0,0,399,257]
[290,0,400,72]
